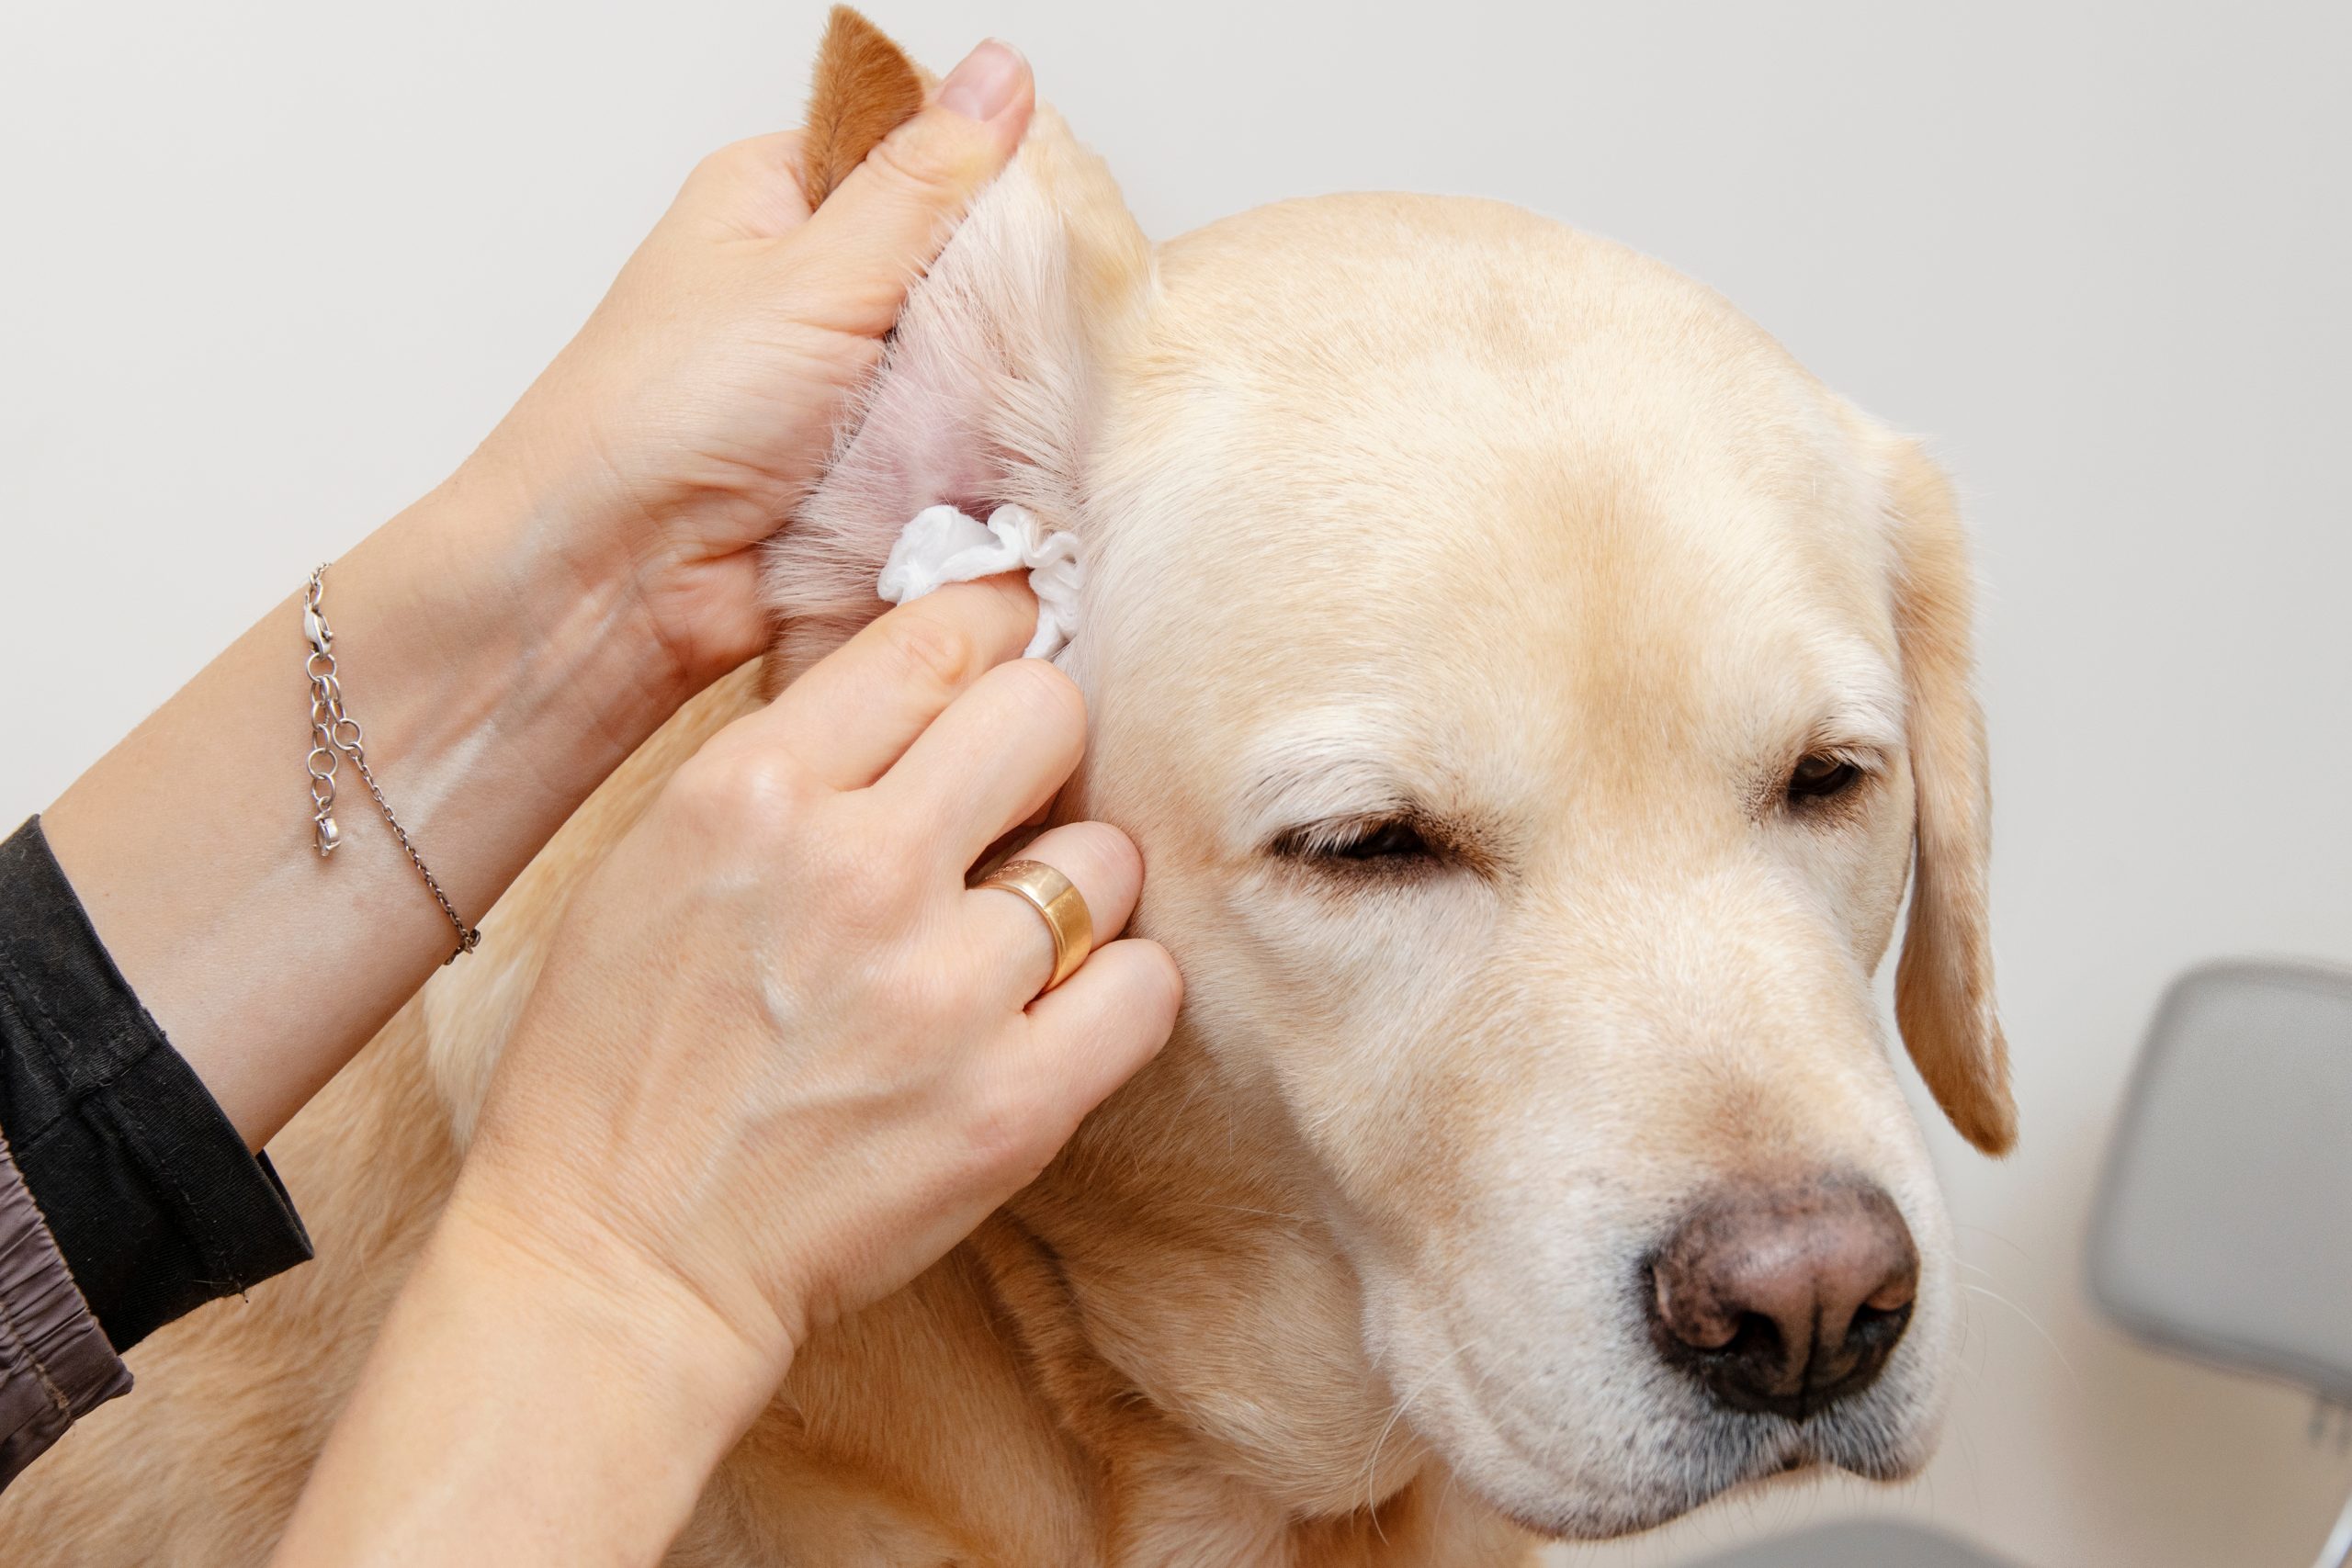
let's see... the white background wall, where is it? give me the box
[4,3,2347,1563]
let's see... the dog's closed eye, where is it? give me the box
[1269,812,1453,874]
[1294,818,1430,861]
[1786,753,1863,801]
[1779,750,1883,819]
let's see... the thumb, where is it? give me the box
[785,39,1035,339]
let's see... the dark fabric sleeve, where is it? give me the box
[0,817,311,1352]
[0,1122,131,1486]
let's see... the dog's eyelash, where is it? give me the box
[1782,750,1875,807]
[1269,813,1442,868]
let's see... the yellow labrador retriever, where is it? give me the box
[0,10,2012,1563]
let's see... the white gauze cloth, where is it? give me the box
[876,503,1083,662]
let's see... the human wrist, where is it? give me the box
[442,1167,798,1409]
[273,1187,786,1567]
[276,484,676,934]
[373,458,711,752]
[431,1181,788,1473]
[43,461,721,1152]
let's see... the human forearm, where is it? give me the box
[39,42,1040,1154]
[268,1193,767,1568]
[42,460,704,1148]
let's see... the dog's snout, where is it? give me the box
[1646,1179,1918,1422]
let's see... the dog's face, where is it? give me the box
[1074,197,1993,1536]
[769,24,2010,1540]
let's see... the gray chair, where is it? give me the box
[2088,959,2352,1568]
[1681,1519,2012,1565]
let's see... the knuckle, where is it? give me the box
[670,744,810,840]
[1070,819,1142,884]
[805,802,932,926]
[686,136,765,190]
[805,824,901,915]
[910,964,982,1037]
[664,756,739,829]
[880,607,981,696]
[999,658,1086,738]
[963,1077,1053,1180]
[862,126,967,199]
[1135,942,1186,1015]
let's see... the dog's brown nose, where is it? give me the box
[1647,1179,1918,1421]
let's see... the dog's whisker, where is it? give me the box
[1358,1337,1481,1535]
[1957,1281,2082,1392]
[1951,1222,2039,1273]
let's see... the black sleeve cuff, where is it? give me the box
[0,818,311,1350]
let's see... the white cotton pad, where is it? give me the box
[876,503,1082,662]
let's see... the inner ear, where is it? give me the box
[760,81,1152,691]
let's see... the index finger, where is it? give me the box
[753,577,1039,792]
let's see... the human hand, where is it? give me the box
[458,39,1035,685]
[444,578,1181,1398]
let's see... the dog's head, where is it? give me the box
[768,9,2011,1540]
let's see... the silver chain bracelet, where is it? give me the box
[304,562,481,964]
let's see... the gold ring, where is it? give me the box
[975,858,1092,994]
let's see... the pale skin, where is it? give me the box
[40,39,1182,1567]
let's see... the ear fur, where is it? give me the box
[762,16,1153,688]
[798,7,924,208]
[1884,441,2016,1155]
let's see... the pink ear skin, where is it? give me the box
[1884,440,2016,1156]
[761,28,1152,694]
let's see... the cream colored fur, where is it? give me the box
[0,60,2007,1568]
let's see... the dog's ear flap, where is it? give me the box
[1884,441,2016,1156]
[798,6,927,208]
[761,18,1153,688]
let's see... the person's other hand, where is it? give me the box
[458,40,1033,685]
[446,578,1181,1396]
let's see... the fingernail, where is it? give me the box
[936,39,1026,122]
